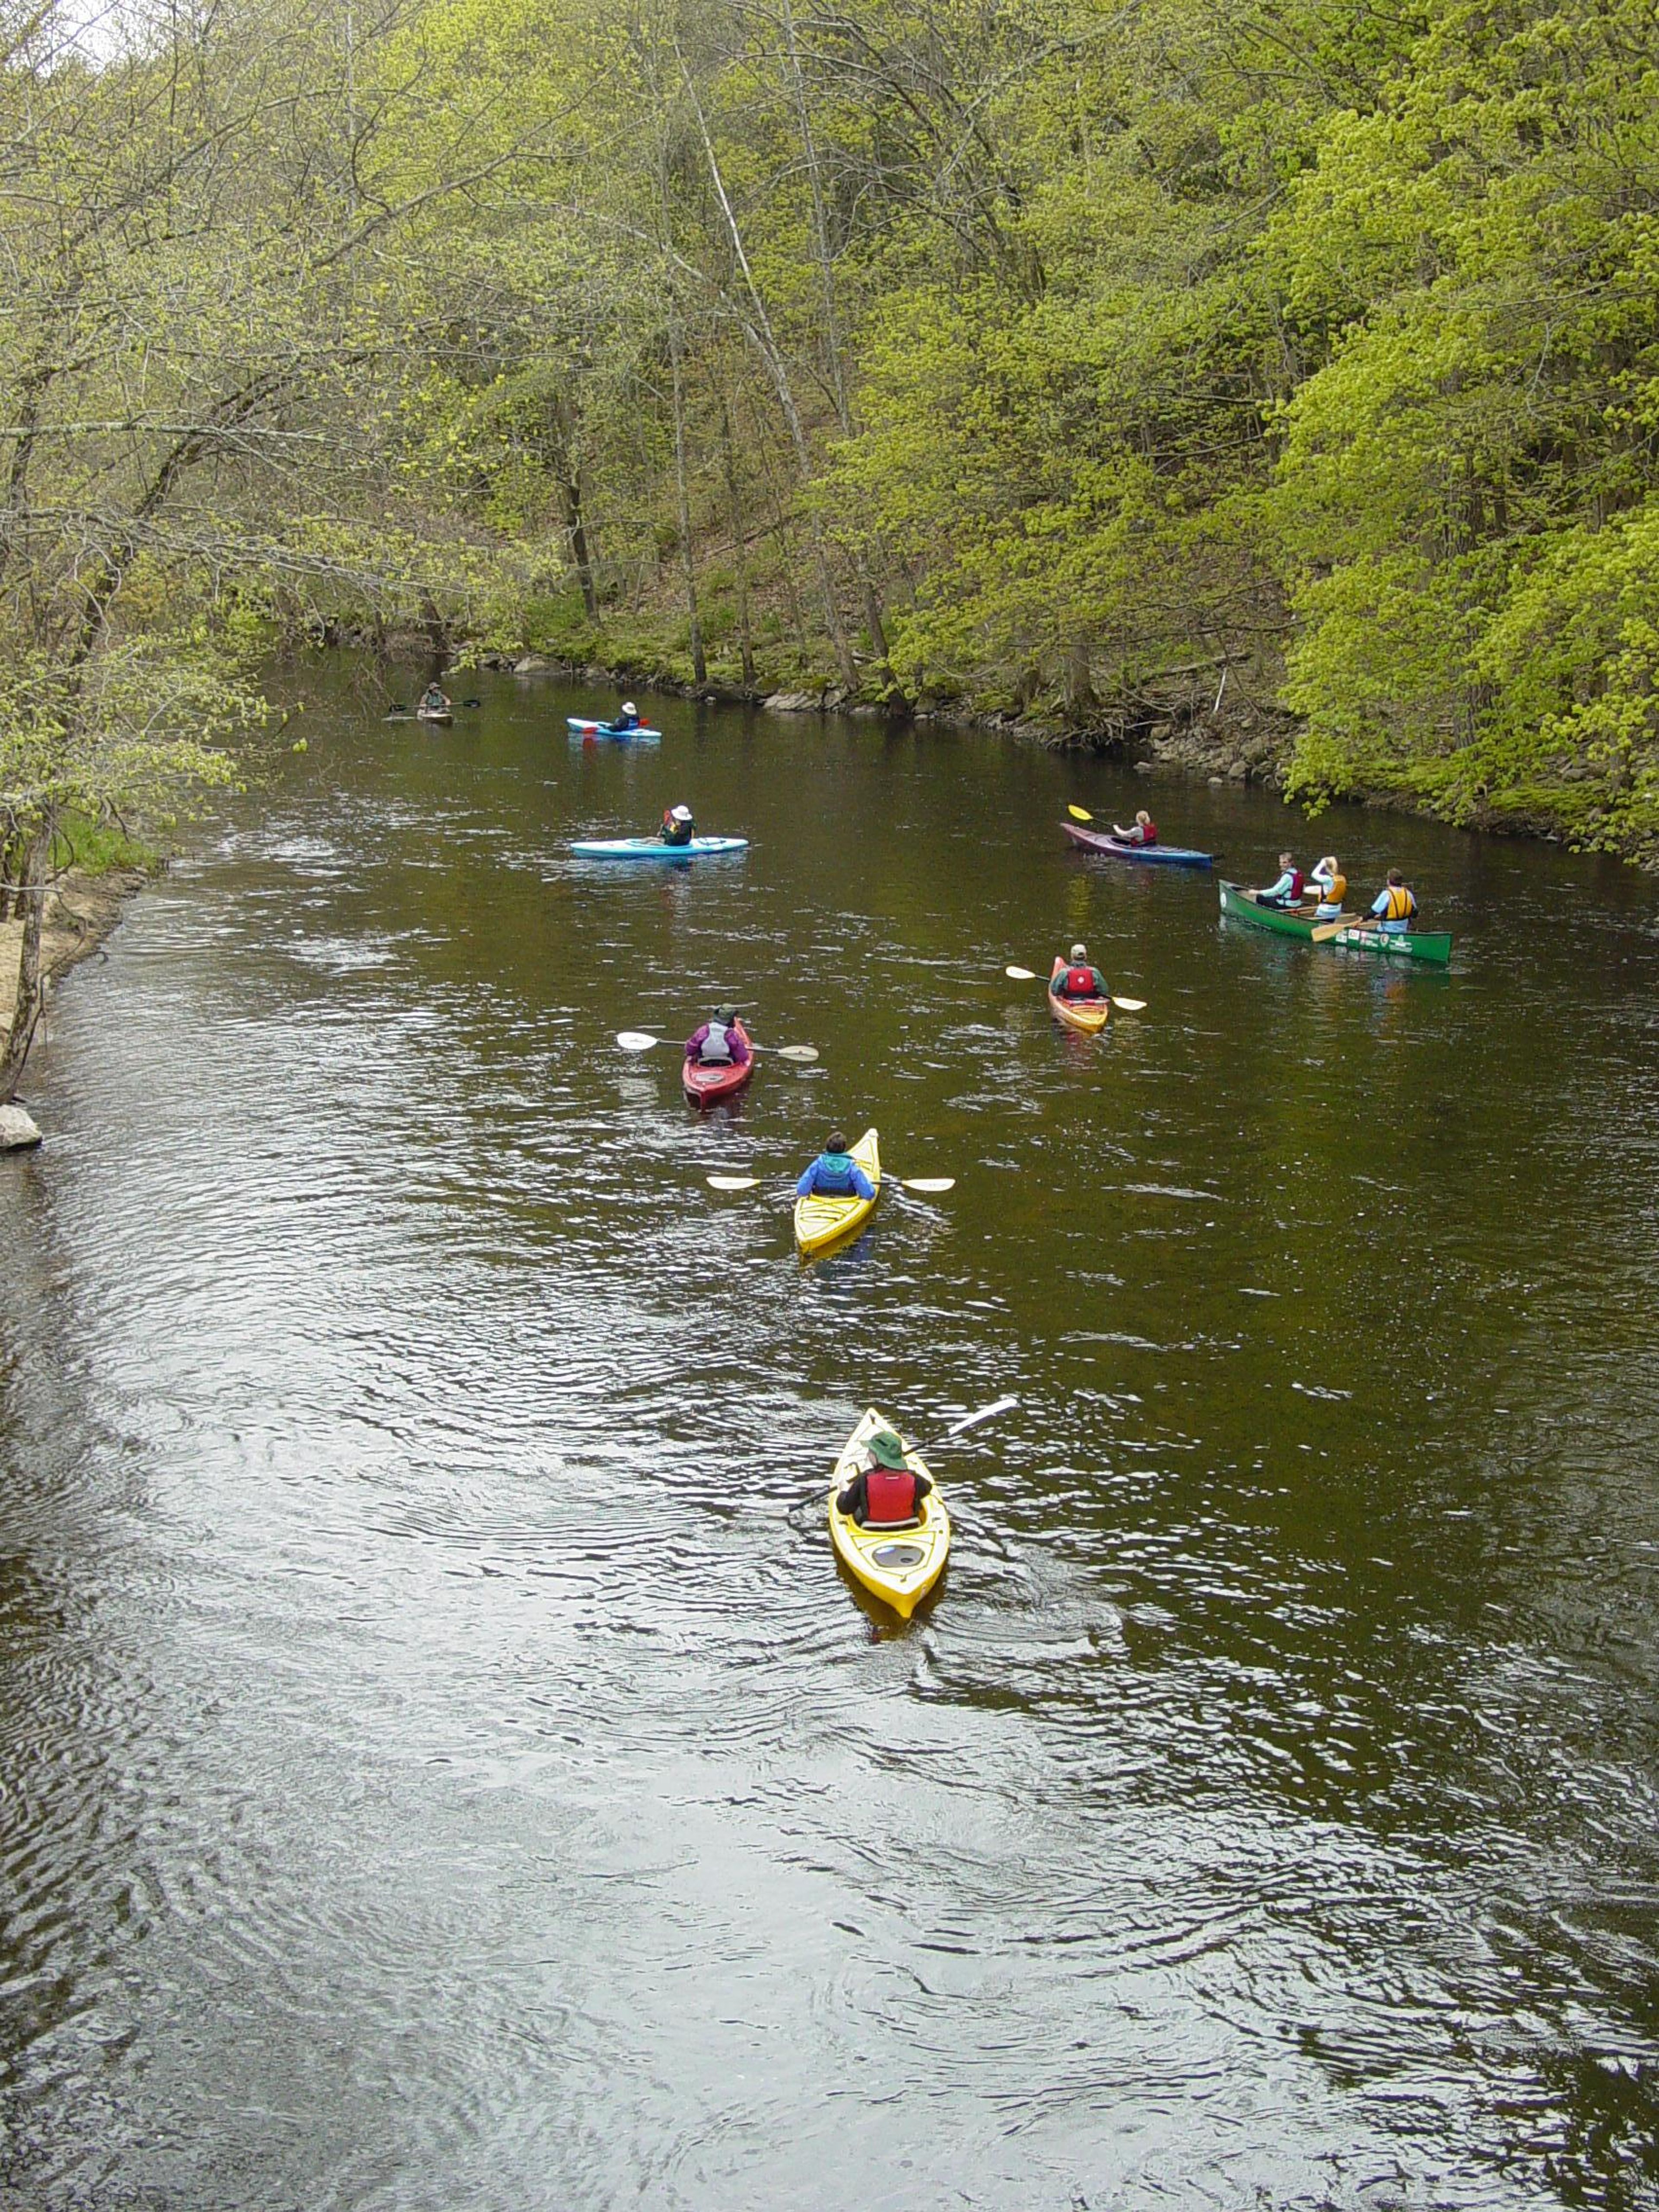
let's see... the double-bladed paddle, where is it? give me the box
[788,1395,1018,1517]
[1003,965,1147,1014]
[618,1030,819,1061]
[707,1170,954,1194]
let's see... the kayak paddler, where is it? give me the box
[1253,852,1304,908]
[612,699,641,733]
[1111,808,1158,848]
[661,803,695,848]
[420,682,451,713]
[836,1425,934,1529]
[1050,942,1109,1003]
[1366,869,1418,934]
[684,1004,750,1068]
[796,1129,876,1202]
[1309,854,1347,920]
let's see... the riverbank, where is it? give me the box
[0,864,151,1122]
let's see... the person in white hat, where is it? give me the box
[660,802,696,848]
[612,699,640,733]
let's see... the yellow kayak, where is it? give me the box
[827,1407,950,1619]
[793,1127,880,1257]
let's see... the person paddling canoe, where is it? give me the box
[835,1424,934,1529]
[1050,941,1109,1003]
[684,1004,750,1070]
[1366,870,1419,934]
[1111,808,1157,848]
[1309,854,1347,920]
[1253,852,1304,908]
[797,1130,876,1202]
[661,803,696,848]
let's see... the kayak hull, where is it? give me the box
[567,716,662,741]
[1048,957,1109,1035]
[416,708,452,725]
[1218,879,1357,942]
[1062,820,1214,867]
[569,836,749,861]
[1330,923,1453,968]
[794,1128,880,1256]
[682,1020,754,1106]
[828,1407,950,1619]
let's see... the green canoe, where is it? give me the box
[1218,880,1452,966]
[1328,922,1453,968]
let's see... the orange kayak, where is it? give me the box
[1048,957,1109,1036]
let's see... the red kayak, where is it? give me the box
[682,1019,754,1107]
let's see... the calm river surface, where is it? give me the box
[3,669,1658,2210]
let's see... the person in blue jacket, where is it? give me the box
[1253,852,1304,908]
[797,1130,875,1201]
[611,699,641,733]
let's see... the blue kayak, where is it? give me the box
[1062,820,1215,868]
[568,716,662,742]
[569,836,748,861]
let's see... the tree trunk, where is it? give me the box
[1065,639,1095,714]
[720,401,756,690]
[0,828,47,1096]
[669,321,706,686]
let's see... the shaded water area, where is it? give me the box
[3,666,1659,2209]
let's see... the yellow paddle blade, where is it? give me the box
[900,1177,955,1194]
[1110,997,1146,1014]
[707,1174,763,1191]
[1067,804,1093,823]
[1004,964,1037,981]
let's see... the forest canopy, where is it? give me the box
[2,0,1658,1070]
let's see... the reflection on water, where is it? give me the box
[1,669,1657,2208]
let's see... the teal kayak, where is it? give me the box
[569,836,748,861]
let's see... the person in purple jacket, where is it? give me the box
[683,1004,750,1070]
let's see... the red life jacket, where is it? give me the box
[1140,820,1157,845]
[1287,868,1304,899]
[1065,964,1099,998]
[864,1466,918,1524]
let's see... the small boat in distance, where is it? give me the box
[1062,820,1214,868]
[567,716,662,742]
[569,835,748,861]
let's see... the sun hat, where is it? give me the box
[867,1428,908,1470]
[623,701,636,713]
[1070,942,1087,962]
[671,803,693,821]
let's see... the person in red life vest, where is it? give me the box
[1111,808,1157,847]
[683,1004,750,1068]
[1050,941,1109,1003]
[836,1426,934,1529]
[1253,852,1304,908]
[661,803,695,848]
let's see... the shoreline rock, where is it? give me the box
[1,863,151,1135]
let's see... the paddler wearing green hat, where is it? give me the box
[835,1425,933,1529]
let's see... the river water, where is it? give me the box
[2,669,1657,2210]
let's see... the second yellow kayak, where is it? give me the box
[793,1126,880,1256]
[827,1407,950,1618]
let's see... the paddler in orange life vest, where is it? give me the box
[836,1426,934,1529]
[1309,854,1347,920]
[1254,852,1304,908]
[1050,941,1109,1003]
[1111,808,1158,848]
[661,803,695,848]
[1368,869,1419,934]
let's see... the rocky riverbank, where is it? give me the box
[0,864,150,1144]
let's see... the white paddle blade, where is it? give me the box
[706,1174,763,1192]
[900,1177,956,1194]
[617,1030,659,1052]
[1111,997,1147,1014]
[775,1044,819,1061]
[1004,964,1037,981]
[943,1394,1017,1438]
